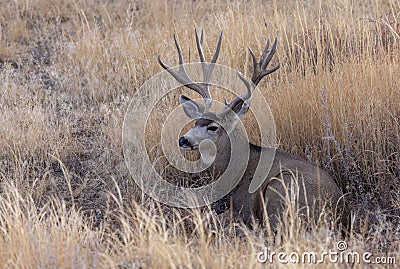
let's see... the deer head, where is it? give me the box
[158,30,280,165]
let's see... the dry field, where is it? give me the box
[0,0,399,268]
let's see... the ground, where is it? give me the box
[0,0,399,268]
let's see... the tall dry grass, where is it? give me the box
[0,0,399,267]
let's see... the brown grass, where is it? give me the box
[0,0,399,267]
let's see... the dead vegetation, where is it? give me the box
[0,0,399,268]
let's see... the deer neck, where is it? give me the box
[210,127,260,176]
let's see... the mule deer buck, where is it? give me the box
[158,30,347,229]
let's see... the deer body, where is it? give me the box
[158,30,347,228]
[201,120,343,227]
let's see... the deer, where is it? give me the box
[157,30,348,230]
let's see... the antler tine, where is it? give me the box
[195,29,223,64]
[195,29,210,90]
[236,70,253,100]
[196,30,223,94]
[259,37,270,63]
[261,36,278,70]
[250,36,280,86]
[211,31,223,64]
[158,33,213,103]
[195,29,205,63]
[219,36,280,117]
[219,70,252,113]
[174,34,184,65]
[158,31,225,109]
[227,70,253,104]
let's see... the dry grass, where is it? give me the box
[0,0,399,268]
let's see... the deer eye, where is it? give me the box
[207,126,218,132]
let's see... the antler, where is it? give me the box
[219,36,280,117]
[158,30,223,110]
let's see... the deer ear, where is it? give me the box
[180,95,205,119]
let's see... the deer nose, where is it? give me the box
[178,136,190,147]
